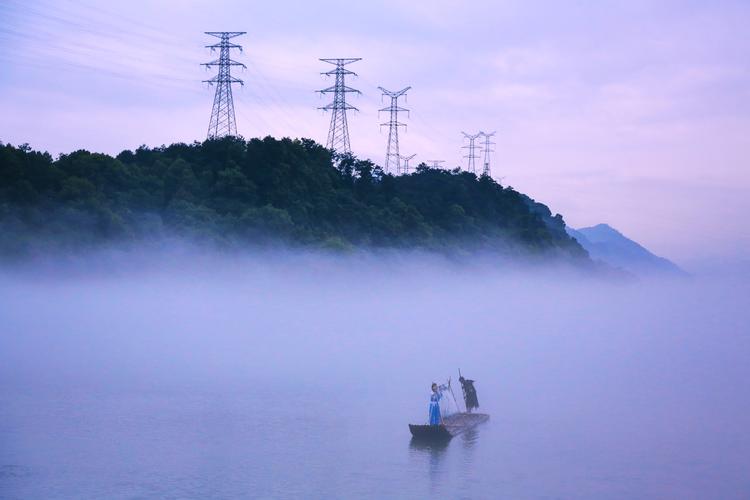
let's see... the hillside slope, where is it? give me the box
[0,137,587,260]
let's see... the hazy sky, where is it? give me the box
[0,0,748,264]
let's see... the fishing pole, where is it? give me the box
[447,376,462,414]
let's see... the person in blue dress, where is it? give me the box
[429,382,448,425]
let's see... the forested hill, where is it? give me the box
[0,137,587,259]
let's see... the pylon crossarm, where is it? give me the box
[202,60,246,68]
[378,86,411,97]
[320,86,360,94]
[319,104,359,111]
[205,31,246,37]
[321,68,358,76]
[319,58,361,64]
[203,76,244,84]
[205,43,243,49]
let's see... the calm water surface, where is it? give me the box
[1,257,748,498]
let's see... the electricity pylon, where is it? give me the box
[378,86,411,173]
[203,32,246,139]
[317,58,361,155]
[399,153,416,174]
[426,160,445,169]
[462,132,482,173]
[480,131,496,177]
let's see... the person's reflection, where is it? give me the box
[409,437,449,491]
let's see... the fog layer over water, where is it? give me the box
[1,250,749,499]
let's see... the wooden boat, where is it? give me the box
[409,412,489,441]
[409,370,488,441]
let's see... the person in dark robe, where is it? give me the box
[459,375,479,412]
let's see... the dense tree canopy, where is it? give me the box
[0,137,587,259]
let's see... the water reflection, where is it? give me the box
[409,437,450,454]
[460,428,479,449]
[409,437,449,491]
[458,428,479,487]
[408,427,483,493]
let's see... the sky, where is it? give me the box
[0,0,748,265]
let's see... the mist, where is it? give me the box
[1,248,748,498]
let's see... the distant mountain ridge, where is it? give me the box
[566,224,686,277]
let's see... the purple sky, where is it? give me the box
[1,0,748,264]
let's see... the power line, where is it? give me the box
[0,58,200,98]
[3,0,193,62]
[317,58,361,155]
[378,86,411,173]
[462,131,482,174]
[0,24,197,89]
[202,31,246,139]
[480,131,496,177]
[399,153,416,174]
[243,60,305,136]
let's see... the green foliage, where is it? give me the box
[0,138,587,258]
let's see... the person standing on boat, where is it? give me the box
[429,382,448,425]
[459,375,479,413]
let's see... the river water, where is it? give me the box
[1,252,748,499]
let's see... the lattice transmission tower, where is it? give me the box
[462,132,482,173]
[378,86,411,173]
[318,58,361,155]
[480,131,496,177]
[399,154,416,174]
[203,32,246,139]
[426,160,445,169]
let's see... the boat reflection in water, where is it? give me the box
[409,436,450,453]
[408,432,450,491]
[408,420,483,493]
